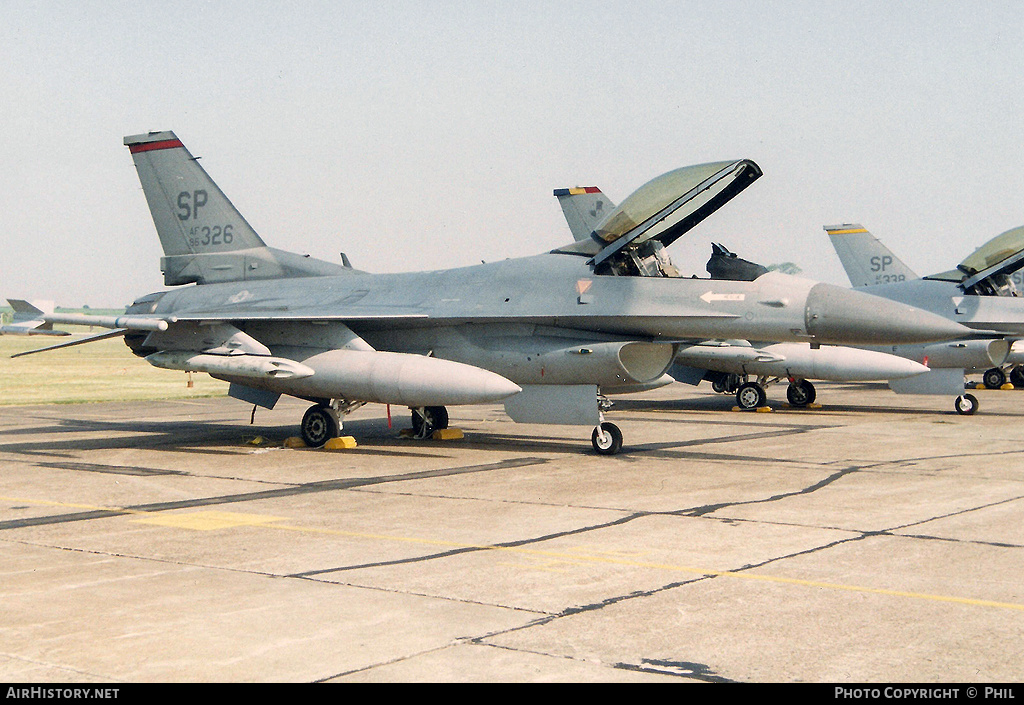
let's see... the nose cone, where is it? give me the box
[805,283,972,345]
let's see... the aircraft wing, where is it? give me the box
[8,291,736,360]
[10,329,131,358]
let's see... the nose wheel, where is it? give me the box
[954,394,978,415]
[592,421,623,455]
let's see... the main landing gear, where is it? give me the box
[299,399,366,447]
[714,373,817,410]
[982,366,1024,389]
[299,401,453,447]
[411,405,449,439]
[786,379,817,407]
[982,367,1007,389]
[735,381,767,410]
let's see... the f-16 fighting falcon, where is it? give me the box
[825,223,1024,412]
[552,191,959,413]
[7,132,973,454]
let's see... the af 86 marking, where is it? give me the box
[188,224,234,248]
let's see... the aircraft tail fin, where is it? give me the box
[553,187,614,242]
[825,223,918,287]
[124,131,346,286]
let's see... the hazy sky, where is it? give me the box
[2,1,1023,308]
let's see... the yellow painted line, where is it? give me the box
[826,228,869,234]
[1,495,143,516]
[5,495,1023,612]
[266,523,1024,612]
[131,511,289,531]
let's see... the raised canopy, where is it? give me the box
[924,225,1024,294]
[958,226,1024,277]
[589,159,762,268]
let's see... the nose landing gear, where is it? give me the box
[592,420,623,455]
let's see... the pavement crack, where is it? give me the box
[0,457,548,532]
[680,465,862,517]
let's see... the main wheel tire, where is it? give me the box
[1010,367,1024,388]
[591,422,623,455]
[736,382,766,410]
[301,405,339,447]
[954,394,978,416]
[983,368,1006,389]
[786,380,816,407]
[411,406,449,439]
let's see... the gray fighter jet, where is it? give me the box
[553,193,941,411]
[7,132,973,454]
[826,223,1024,409]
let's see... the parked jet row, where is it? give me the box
[827,223,1024,393]
[553,191,994,414]
[8,133,975,453]
[653,219,1024,415]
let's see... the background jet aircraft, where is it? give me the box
[8,133,974,454]
[551,193,941,412]
[668,239,1009,414]
[827,223,1024,396]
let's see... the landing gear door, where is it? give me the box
[503,385,600,426]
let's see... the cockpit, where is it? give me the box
[924,225,1024,296]
[552,159,763,279]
